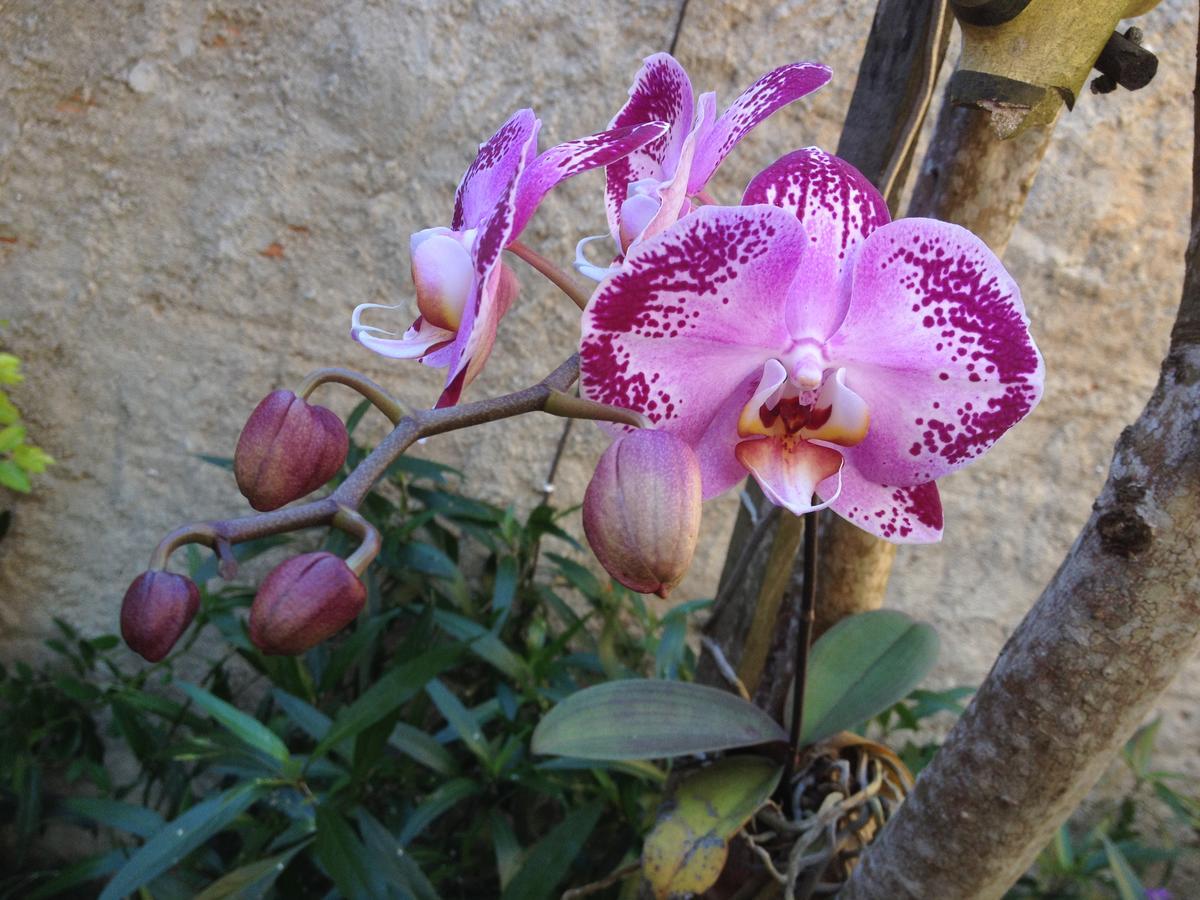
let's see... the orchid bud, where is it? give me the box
[120,570,200,662]
[249,552,365,655]
[234,390,349,511]
[583,430,702,599]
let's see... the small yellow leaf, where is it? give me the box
[641,756,782,899]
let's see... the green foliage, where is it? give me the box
[0,346,55,536]
[0,427,708,899]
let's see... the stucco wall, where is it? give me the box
[1,0,1196,778]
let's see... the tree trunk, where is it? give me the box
[838,27,1200,899]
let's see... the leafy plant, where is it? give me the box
[0,341,55,540]
[1,413,709,899]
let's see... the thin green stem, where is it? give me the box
[507,240,591,310]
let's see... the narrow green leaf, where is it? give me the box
[394,542,461,579]
[98,781,268,900]
[532,680,787,761]
[1123,717,1162,778]
[272,689,332,744]
[178,682,290,768]
[195,454,235,471]
[490,811,521,891]
[432,608,528,681]
[389,722,457,776]
[1100,833,1145,900]
[60,797,165,839]
[193,841,309,899]
[25,850,129,900]
[499,802,603,900]
[492,556,518,617]
[398,778,481,846]
[800,609,939,745]
[356,810,443,900]
[315,808,382,899]
[426,679,491,766]
[312,643,462,760]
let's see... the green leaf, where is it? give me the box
[314,808,382,899]
[499,802,603,900]
[356,810,442,900]
[800,609,939,745]
[60,797,165,839]
[25,850,130,900]
[388,721,457,776]
[1100,833,1145,900]
[432,608,528,681]
[426,678,491,767]
[195,454,235,471]
[642,756,782,900]
[0,424,26,452]
[1123,717,1161,778]
[98,781,269,900]
[272,688,333,745]
[0,460,31,492]
[492,556,518,618]
[490,810,521,891]
[398,777,481,846]
[393,541,462,579]
[192,841,309,899]
[178,682,290,768]
[13,443,53,473]
[311,643,462,760]
[532,679,787,761]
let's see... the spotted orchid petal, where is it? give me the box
[452,109,539,231]
[511,121,669,238]
[818,469,943,543]
[735,436,844,516]
[605,54,696,245]
[826,218,1044,486]
[746,147,890,341]
[351,306,455,360]
[689,62,832,195]
[581,205,807,448]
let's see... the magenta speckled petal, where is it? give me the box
[826,218,1044,485]
[745,147,890,341]
[581,205,806,446]
[451,109,539,230]
[512,121,668,237]
[605,53,696,244]
[819,468,943,543]
[689,63,832,194]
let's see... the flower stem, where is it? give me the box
[544,389,649,429]
[294,367,407,424]
[784,506,820,812]
[507,240,592,310]
[333,506,382,576]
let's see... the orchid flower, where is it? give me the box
[576,53,831,279]
[352,109,667,408]
[579,148,1044,542]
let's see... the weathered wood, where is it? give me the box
[839,24,1200,899]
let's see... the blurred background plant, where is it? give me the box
[0,324,55,543]
[0,402,707,899]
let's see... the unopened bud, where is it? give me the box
[583,430,702,598]
[120,571,201,662]
[249,552,365,655]
[234,391,349,511]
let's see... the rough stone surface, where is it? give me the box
[1,0,1196,800]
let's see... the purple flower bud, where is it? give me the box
[249,552,365,655]
[583,429,702,599]
[234,391,349,512]
[120,571,201,662]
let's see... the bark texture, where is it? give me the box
[839,29,1200,899]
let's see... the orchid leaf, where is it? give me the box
[1100,834,1145,900]
[800,609,939,746]
[531,680,786,761]
[642,756,782,900]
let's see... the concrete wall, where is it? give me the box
[1,0,1196,777]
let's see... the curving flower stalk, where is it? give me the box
[351,109,667,408]
[580,148,1044,542]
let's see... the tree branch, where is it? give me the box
[839,24,1200,899]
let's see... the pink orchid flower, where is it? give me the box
[580,148,1044,542]
[352,109,667,408]
[581,53,830,276]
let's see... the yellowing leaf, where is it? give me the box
[642,756,782,900]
